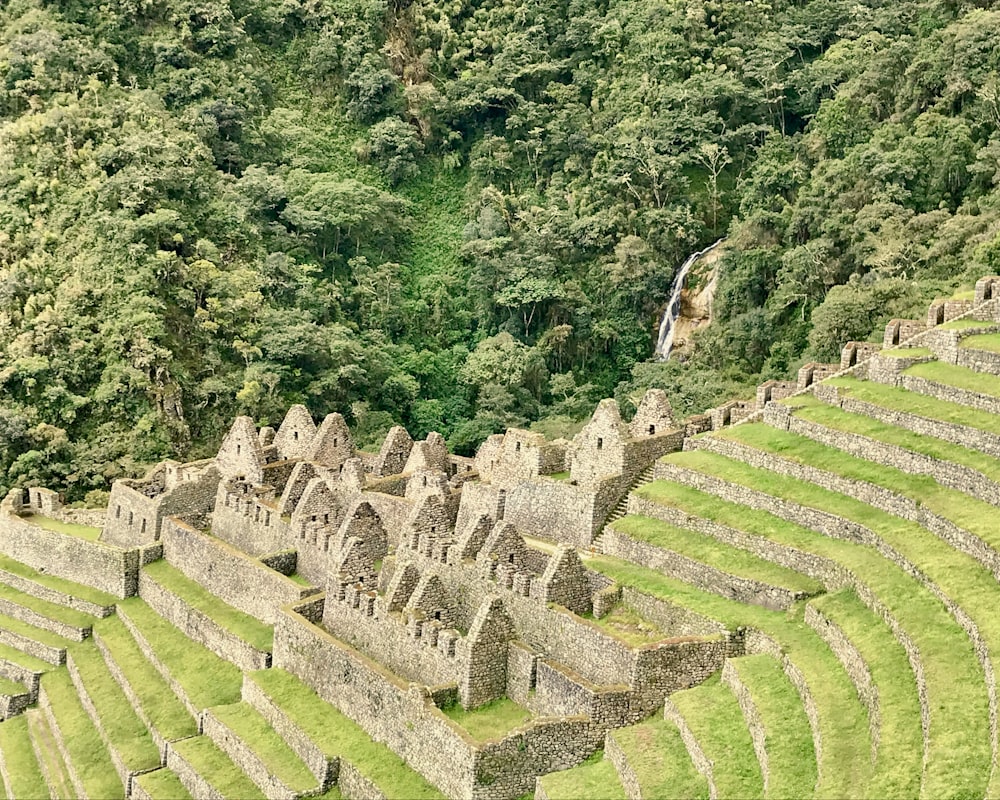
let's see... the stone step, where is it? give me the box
[25,706,74,799]
[0,611,74,665]
[243,669,443,799]
[0,581,96,642]
[721,654,818,799]
[0,714,49,800]
[877,358,1000,417]
[606,718,708,800]
[130,767,193,800]
[91,615,198,761]
[0,643,48,705]
[0,553,116,619]
[139,560,272,671]
[202,702,319,800]
[66,640,161,795]
[166,735,265,800]
[114,598,243,718]
[0,674,32,721]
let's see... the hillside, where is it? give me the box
[2,0,1000,498]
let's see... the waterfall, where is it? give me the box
[654,238,725,361]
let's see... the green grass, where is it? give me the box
[718,423,1000,554]
[827,375,1000,436]
[905,360,1000,399]
[587,603,668,646]
[786,393,1000,484]
[209,703,316,792]
[0,610,72,649]
[442,697,532,741]
[809,591,922,797]
[132,768,193,800]
[611,514,823,594]
[585,555,871,799]
[170,736,265,800]
[287,573,311,586]
[0,582,95,631]
[142,560,273,651]
[662,449,992,798]
[68,640,160,771]
[0,676,25,696]
[538,752,627,800]
[117,598,243,710]
[729,654,818,799]
[41,667,124,799]
[0,716,48,800]
[93,615,197,741]
[23,514,101,541]
[940,318,991,330]
[0,553,116,607]
[611,718,710,799]
[671,674,764,798]
[249,669,443,799]
[959,332,1000,352]
[879,347,932,357]
[548,471,571,481]
[0,641,54,674]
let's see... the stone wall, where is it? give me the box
[160,517,318,624]
[212,487,291,557]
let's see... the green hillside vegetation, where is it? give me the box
[2,0,1000,494]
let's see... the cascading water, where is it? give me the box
[654,238,725,361]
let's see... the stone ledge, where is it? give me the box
[36,683,87,799]
[0,627,64,666]
[720,661,769,795]
[662,698,717,800]
[0,567,114,619]
[0,596,90,643]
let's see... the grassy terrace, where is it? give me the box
[826,375,1000,437]
[0,610,71,649]
[26,708,73,798]
[538,752,627,800]
[69,640,160,773]
[0,553,116,608]
[585,554,872,799]
[442,697,532,741]
[611,719,709,799]
[0,641,49,674]
[729,654,818,799]
[784,394,1000,485]
[0,582,95,631]
[0,716,47,800]
[718,423,1000,553]
[41,668,123,799]
[94,615,197,741]
[960,332,1000,352]
[133,768,193,800]
[210,703,316,792]
[587,603,669,646]
[249,669,443,799]
[906,359,1000,399]
[611,514,822,594]
[171,736,265,800]
[879,346,932,357]
[662,449,993,798]
[22,515,101,541]
[117,598,243,710]
[670,674,764,798]
[940,318,992,330]
[0,676,25,696]
[142,560,274,651]
[810,591,922,797]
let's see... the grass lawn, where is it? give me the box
[940,318,993,330]
[548,471,571,481]
[0,610,71,649]
[785,393,1000,484]
[0,582,95,631]
[68,640,160,772]
[611,719,709,799]
[612,513,822,594]
[132,768,193,800]
[41,667,124,799]
[718,423,1000,553]
[142,560,273,651]
[905,360,1000,399]
[94,615,197,741]
[879,346,932,358]
[0,716,48,800]
[210,703,316,792]
[959,332,1000,352]
[662,449,992,798]
[586,555,872,799]
[827,375,1000,436]
[538,752,627,800]
[170,736,265,800]
[729,654,818,799]
[670,674,764,798]
[0,676,25,696]
[0,641,49,674]
[0,554,116,608]
[249,669,443,799]
[809,591,922,797]
[117,598,242,710]
[23,515,101,541]
[587,603,669,647]
[442,697,532,741]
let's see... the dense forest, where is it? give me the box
[1,0,999,500]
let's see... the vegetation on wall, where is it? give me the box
[1,0,998,498]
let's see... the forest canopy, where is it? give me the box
[1,0,999,499]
